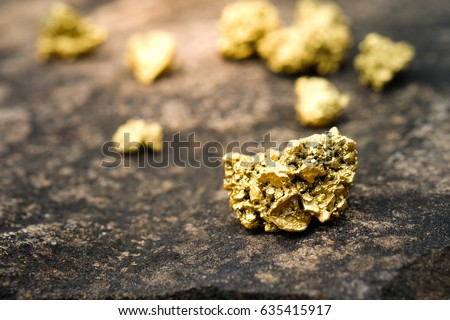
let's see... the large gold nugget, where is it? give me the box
[295,77,349,127]
[354,33,415,92]
[223,127,357,232]
[37,2,107,61]
[126,31,176,85]
[218,0,281,60]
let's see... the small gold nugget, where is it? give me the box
[218,0,281,60]
[223,127,357,232]
[258,0,352,74]
[354,33,415,92]
[126,31,176,85]
[295,77,349,127]
[112,119,163,153]
[37,2,107,61]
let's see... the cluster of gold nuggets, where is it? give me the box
[257,0,352,75]
[218,0,415,92]
[37,2,174,153]
[219,0,414,232]
[37,2,175,85]
[36,1,415,232]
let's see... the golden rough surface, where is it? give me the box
[257,27,310,73]
[218,0,281,60]
[295,77,349,127]
[295,0,349,26]
[112,119,163,153]
[37,2,107,62]
[126,31,176,85]
[354,33,415,92]
[223,127,358,232]
[257,0,352,74]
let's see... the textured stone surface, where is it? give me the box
[0,0,449,299]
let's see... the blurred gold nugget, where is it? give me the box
[218,0,281,60]
[295,77,349,127]
[126,31,176,85]
[295,0,349,26]
[112,119,163,154]
[354,33,415,91]
[223,128,357,233]
[257,27,309,73]
[257,0,352,74]
[294,0,352,74]
[37,2,107,61]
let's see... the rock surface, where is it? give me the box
[0,0,449,299]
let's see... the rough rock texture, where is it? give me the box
[0,0,449,299]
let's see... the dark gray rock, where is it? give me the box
[0,0,449,299]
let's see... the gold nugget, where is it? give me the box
[257,27,310,73]
[258,0,352,74]
[112,119,163,153]
[218,0,281,60]
[37,2,107,61]
[354,33,415,92]
[295,0,349,27]
[223,127,357,232]
[126,31,176,85]
[295,77,349,127]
